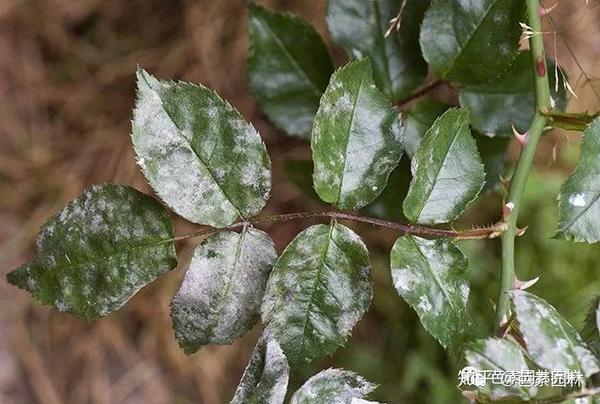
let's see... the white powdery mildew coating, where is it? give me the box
[568,192,587,207]
[391,236,470,351]
[231,334,289,404]
[132,70,271,227]
[290,368,376,404]
[172,228,277,350]
[511,291,600,377]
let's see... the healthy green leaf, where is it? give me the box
[132,69,271,228]
[582,297,600,358]
[171,227,277,353]
[7,184,177,320]
[556,118,600,243]
[464,338,536,400]
[459,52,567,137]
[390,236,471,354]
[402,108,485,224]
[290,368,376,404]
[510,290,600,377]
[231,333,289,404]
[419,0,524,85]
[403,100,449,158]
[312,59,404,210]
[326,0,429,101]
[261,223,372,367]
[248,3,334,137]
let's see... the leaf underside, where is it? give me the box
[290,368,376,404]
[312,59,404,211]
[248,3,334,137]
[390,236,471,354]
[7,184,177,320]
[132,69,271,228]
[402,108,485,224]
[261,223,372,368]
[171,227,277,353]
[555,117,600,243]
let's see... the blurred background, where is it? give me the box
[0,0,599,403]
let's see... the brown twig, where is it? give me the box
[395,80,444,108]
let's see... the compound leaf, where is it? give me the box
[290,368,376,404]
[132,69,271,228]
[459,52,567,137]
[262,223,372,368]
[326,0,429,101]
[390,236,471,354]
[248,3,334,137]
[312,59,404,210]
[464,338,536,400]
[420,0,524,85]
[171,227,277,353]
[231,333,289,404]
[556,118,600,243]
[402,108,485,224]
[7,184,177,320]
[510,290,600,377]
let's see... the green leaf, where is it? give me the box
[230,333,289,404]
[464,338,537,400]
[403,100,449,158]
[476,135,510,192]
[6,184,177,320]
[556,118,600,243]
[290,368,376,404]
[361,160,411,221]
[390,236,471,354]
[326,0,429,101]
[402,108,485,224]
[419,0,524,85]
[510,290,600,377]
[459,52,568,137]
[312,59,404,210]
[132,69,271,228]
[171,227,277,353]
[248,3,334,137]
[261,223,372,367]
[582,297,600,359]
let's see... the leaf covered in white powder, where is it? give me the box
[290,368,376,404]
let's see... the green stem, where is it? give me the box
[172,210,507,243]
[496,0,552,331]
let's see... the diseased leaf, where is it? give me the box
[510,290,600,377]
[361,160,411,221]
[459,52,567,137]
[420,0,524,85]
[582,297,600,358]
[248,3,334,137]
[326,0,429,101]
[262,223,372,367]
[171,227,277,353]
[390,236,471,354]
[464,338,537,400]
[6,184,176,320]
[290,368,376,404]
[132,69,271,228]
[403,100,449,158]
[556,118,600,243]
[312,59,404,210]
[231,333,289,404]
[402,108,485,224]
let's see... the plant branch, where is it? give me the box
[395,80,444,108]
[541,110,599,131]
[172,211,507,243]
[496,0,552,331]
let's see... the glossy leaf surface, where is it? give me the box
[132,69,271,227]
[7,185,177,320]
[326,0,429,101]
[290,368,376,404]
[312,59,404,210]
[403,99,449,158]
[402,108,485,224]
[248,4,334,137]
[171,227,277,353]
[390,236,471,354]
[262,223,372,367]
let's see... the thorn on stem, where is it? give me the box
[503,202,515,221]
[513,275,540,290]
[516,226,529,237]
[512,124,528,146]
[539,3,558,17]
[536,56,546,77]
